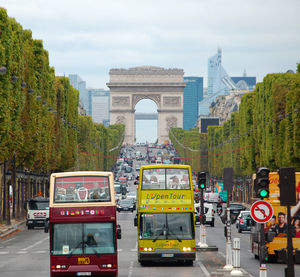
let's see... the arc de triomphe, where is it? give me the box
[107,66,185,145]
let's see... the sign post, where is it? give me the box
[251,200,273,276]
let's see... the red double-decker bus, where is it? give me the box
[48,171,121,277]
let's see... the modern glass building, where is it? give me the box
[69,74,88,114]
[88,89,110,125]
[199,49,256,115]
[183,77,203,130]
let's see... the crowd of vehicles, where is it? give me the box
[21,142,300,276]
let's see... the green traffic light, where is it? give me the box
[259,189,268,198]
[200,184,205,189]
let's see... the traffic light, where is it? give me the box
[254,167,270,198]
[197,171,206,190]
[278,167,296,206]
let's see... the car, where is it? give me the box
[236,210,250,228]
[236,211,251,233]
[229,203,246,219]
[117,199,135,212]
[194,202,215,227]
[126,192,137,210]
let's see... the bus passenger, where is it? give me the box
[169,176,180,189]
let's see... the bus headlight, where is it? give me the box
[183,247,191,252]
[143,247,153,251]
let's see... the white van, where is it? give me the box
[206,192,219,203]
[194,202,215,227]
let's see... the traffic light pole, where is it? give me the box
[286,205,294,277]
[200,188,204,225]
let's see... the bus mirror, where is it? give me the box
[117,224,122,239]
[23,201,28,210]
[134,215,138,227]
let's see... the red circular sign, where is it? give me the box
[250,200,273,223]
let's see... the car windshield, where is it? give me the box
[29,200,49,210]
[140,213,194,240]
[51,223,115,255]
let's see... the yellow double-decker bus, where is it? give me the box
[136,164,196,265]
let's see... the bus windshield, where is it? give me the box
[51,222,115,255]
[142,168,190,190]
[54,176,111,203]
[140,213,194,240]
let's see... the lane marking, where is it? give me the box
[17,251,28,254]
[117,249,123,252]
[130,249,137,252]
[0,251,9,255]
[197,261,210,277]
[35,250,47,254]
[21,236,48,251]
[2,238,16,244]
[128,260,134,277]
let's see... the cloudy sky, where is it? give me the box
[2,0,299,88]
[1,0,300,142]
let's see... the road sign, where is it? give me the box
[250,200,273,223]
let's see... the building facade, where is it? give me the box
[183,77,203,130]
[88,89,110,125]
[107,66,185,144]
[69,74,89,114]
[199,49,256,116]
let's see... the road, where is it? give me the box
[1,207,300,276]
[1,144,299,276]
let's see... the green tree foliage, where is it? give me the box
[0,7,125,173]
[170,70,300,177]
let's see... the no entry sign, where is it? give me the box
[250,200,273,223]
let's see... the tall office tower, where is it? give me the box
[183,77,203,130]
[88,89,110,125]
[199,48,257,116]
[69,74,88,114]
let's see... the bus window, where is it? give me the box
[54,176,111,203]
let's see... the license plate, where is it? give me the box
[77,273,91,276]
[123,208,128,210]
[162,253,174,258]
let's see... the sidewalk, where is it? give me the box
[0,218,25,239]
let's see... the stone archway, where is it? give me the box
[107,66,185,145]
